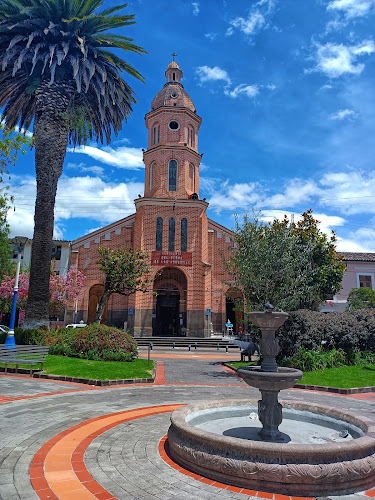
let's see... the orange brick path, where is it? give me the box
[28,403,375,500]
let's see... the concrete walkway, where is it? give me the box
[0,348,374,500]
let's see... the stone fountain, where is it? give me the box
[237,308,302,440]
[168,306,375,496]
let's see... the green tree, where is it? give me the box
[0,124,31,280]
[0,0,146,328]
[347,288,375,310]
[95,247,152,324]
[227,210,346,313]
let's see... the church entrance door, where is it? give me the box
[153,267,187,336]
[155,291,179,336]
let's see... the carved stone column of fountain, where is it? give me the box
[237,308,303,441]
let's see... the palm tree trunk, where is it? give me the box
[94,291,111,323]
[23,83,72,329]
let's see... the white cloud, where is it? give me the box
[205,32,218,41]
[67,162,105,176]
[7,175,144,239]
[224,84,259,99]
[344,221,375,251]
[319,84,334,91]
[308,40,375,78]
[329,108,357,120]
[203,170,375,218]
[196,65,273,100]
[195,66,231,84]
[68,144,144,170]
[229,11,265,36]
[192,2,199,15]
[264,179,321,208]
[261,209,346,237]
[327,0,375,19]
[318,171,375,215]
[207,180,263,213]
[227,0,276,37]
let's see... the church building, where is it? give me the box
[70,59,241,337]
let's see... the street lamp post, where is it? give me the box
[4,236,28,348]
[74,293,78,324]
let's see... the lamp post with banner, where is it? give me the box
[4,236,28,348]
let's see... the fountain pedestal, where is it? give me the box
[258,390,282,440]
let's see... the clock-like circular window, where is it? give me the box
[170,91,178,98]
[168,120,180,130]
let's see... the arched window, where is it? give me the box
[153,124,160,145]
[149,161,155,189]
[169,218,175,251]
[168,159,177,191]
[189,163,195,192]
[181,218,187,252]
[156,217,163,251]
[188,126,194,147]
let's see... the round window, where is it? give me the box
[170,91,178,98]
[168,120,179,130]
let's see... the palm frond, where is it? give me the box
[0,0,146,145]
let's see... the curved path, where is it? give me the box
[1,348,375,500]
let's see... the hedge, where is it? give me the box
[277,309,375,359]
[0,324,138,362]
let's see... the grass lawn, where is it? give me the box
[3,355,155,380]
[227,361,258,369]
[298,365,375,388]
[228,361,375,388]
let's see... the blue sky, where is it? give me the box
[7,0,375,252]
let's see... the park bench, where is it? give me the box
[0,345,50,376]
[241,342,260,362]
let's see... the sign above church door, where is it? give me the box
[151,251,192,267]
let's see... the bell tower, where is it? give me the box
[133,57,210,338]
[143,58,202,199]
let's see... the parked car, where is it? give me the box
[0,325,10,333]
[65,323,87,329]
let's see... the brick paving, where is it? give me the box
[0,350,374,500]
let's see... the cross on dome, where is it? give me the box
[171,51,178,61]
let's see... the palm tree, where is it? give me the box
[0,0,145,328]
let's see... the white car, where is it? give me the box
[65,323,87,329]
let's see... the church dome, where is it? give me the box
[167,60,180,70]
[151,83,195,112]
[150,59,196,112]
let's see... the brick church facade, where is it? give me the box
[70,60,241,337]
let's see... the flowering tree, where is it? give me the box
[0,268,84,315]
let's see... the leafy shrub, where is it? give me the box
[69,324,137,360]
[0,328,47,345]
[280,347,346,371]
[7,324,138,361]
[347,288,375,310]
[277,309,375,359]
[280,347,375,372]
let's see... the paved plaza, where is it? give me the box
[0,347,375,500]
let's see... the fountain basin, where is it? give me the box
[237,366,303,391]
[248,310,288,330]
[168,399,375,496]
